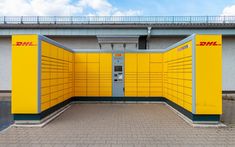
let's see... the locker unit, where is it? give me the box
[74,53,112,97]
[124,53,163,97]
[40,41,74,111]
[12,34,222,123]
[12,35,74,119]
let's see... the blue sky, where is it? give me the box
[107,0,235,16]
[0,0,235,16]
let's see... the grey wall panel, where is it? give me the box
[149,37,185,49]
[0,37,11,90]
[101,44,111,50]
[49,37,99,49]
[126,44,137,50]
[222,37,235,91]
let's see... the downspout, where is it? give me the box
[146,27,152,49]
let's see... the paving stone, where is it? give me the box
[0,104,235,146]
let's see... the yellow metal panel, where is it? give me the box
[100,53,112,72]
[41,94,50,103]
[41,102,50,112]
[75,63,87,72]
[50,45,58,59]
[184,80,192,88]
[150,53,163,62]
[41,80,50,87]
[150,63,162,72]
[87,53,99,62]
[137,53,149,73]
[125,53,137,72]
[64,50,69,61]
[87,63,99,73]
[125,83,137,87]
[100,82,112,87]
[41,41,50,56]
[126,87,137,91]
[50,99,58,107]
[87,91,99,96]
[137,92,149,96]
[75,91,87,96]
[41,87,50,95]
[125,53,138,97]
[99,53,112,96]
[58,48,64,60]
[150,91,162,97]
[184,94,192,104]
[75,87,86,91]
[184,102,192,112]
[100,91,112,96]
[125,91,137,96]
[150,87,162,91]
[195,34,222,114]
[87,82,99,87]
[75,53,87,63]
[12,35,39,114]
[75,82,87,87]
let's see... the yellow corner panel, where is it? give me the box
[12,35,39,114]
[195,34,222,114]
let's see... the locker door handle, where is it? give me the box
[123,87,125,92]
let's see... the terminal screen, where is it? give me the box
[114,66,122,72]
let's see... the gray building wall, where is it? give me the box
[50,37,99,49]
[0,36,235,91]
[0,37,11,90]
[149,36,185,49]
[222,36,235,91]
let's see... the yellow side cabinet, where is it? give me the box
[12,35,39,114]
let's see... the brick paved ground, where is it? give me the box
[0,103,235,147]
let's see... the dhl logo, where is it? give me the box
[13,42,37,46]
[196,41,221,46]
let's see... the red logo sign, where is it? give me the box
[114,54,122,57]
[13,42,37,46]
[196,41,221,46]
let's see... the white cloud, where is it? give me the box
[0,0,142,16]
[79,0,142,16]
[113,9,143,16]
[221,5,235,16]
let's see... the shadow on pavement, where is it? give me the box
[221,98,235,127]
[0,99,13,131]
